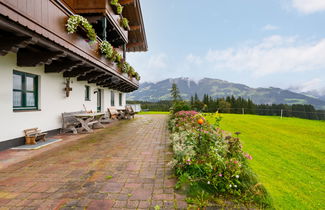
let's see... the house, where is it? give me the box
[0,0,147,150]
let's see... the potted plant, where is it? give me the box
[110,0,123,15]
[99,41,114,59]
[120,17,130,31]
[66,15,97,42]
[119,61,130,77]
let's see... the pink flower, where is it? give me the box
[245,153,253,160]
[218,173,223,177]
[233,160,238,164]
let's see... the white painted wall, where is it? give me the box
[0,53,126,142]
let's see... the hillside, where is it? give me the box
[127,78,325,109]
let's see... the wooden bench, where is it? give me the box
[125,105,135,119]
[62,111,103,134]
[107,107,122,120]
[24,128,47,145]
[61,111,84,134]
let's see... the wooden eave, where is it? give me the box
[0,0,139,92]
[122,0,148,52]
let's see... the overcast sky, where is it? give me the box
[127,0,325,94]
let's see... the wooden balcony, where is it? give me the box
[0,0,138,92]
[69,0,129,46]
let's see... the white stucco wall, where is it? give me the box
[0,53,126,142]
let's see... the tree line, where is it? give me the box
[190,94,325,120]
[128,84,325,120]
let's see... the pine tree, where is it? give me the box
[170,83,181,102]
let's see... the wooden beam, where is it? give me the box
[88,74,111,83]
[0,36,36,56]
[129,25,141,31]
[17,48,66,67]
[119,0,135,5]
[126,42,144,49]
[106,80,124,89]
[77,71,105,81]
[63,67,94,77]
[45,59,84,73]
[96,75,114,86]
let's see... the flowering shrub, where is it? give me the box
[112,49,122,64]
[111,0,123,15]
[100,41,114,59]
[120,17,129,30]
[169,111,271,208]
[66,15,97,41]
[66,15,141,81]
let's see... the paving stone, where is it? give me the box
[0,115,186,209]
[113,200,127,208]
[138,200,151,208]
[87,200,114,210]
[127,200,139,208]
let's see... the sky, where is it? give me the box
[127,0,325,95]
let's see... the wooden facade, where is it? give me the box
[0,0,147,92]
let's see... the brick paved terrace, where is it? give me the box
[0,115,188,209]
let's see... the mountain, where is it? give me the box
[128,77,325,110]
[300,90,325,102]
[288,87,325,102]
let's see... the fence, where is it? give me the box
[214,108,325,120]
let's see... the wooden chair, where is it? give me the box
[107,107,122,120]
[24,128,47,145]
[125,105,135,119]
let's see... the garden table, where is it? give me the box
[117,108,126,119]
[74,113,105,133]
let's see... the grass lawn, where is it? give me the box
[207,114,324,209]
[138,111,169,115]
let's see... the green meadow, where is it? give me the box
[207,114,325,209]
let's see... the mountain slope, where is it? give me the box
[128,78,325,109]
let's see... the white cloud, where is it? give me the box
[147,53,167,69]
[126,52,170,82]
[262,24,279,31]
[296,78,322,92]
[291,0,325,14]
[290,78,325,94]
[186,54,203,65]
[205,35,325,77]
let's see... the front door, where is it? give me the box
[97,89,102,112]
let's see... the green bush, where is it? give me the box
[168,111,272,208]
[170,101,191,114]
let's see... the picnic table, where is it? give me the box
[74,112,105,133]
[117,108,126,119]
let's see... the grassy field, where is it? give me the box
[206,114,324,209]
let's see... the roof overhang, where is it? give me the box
[121,0,148,52]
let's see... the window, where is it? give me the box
[13,71,38,110]
[85,85,90,101]
[111,91,115,106]
[119,93,123,106]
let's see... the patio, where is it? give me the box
[0,115,187,209]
